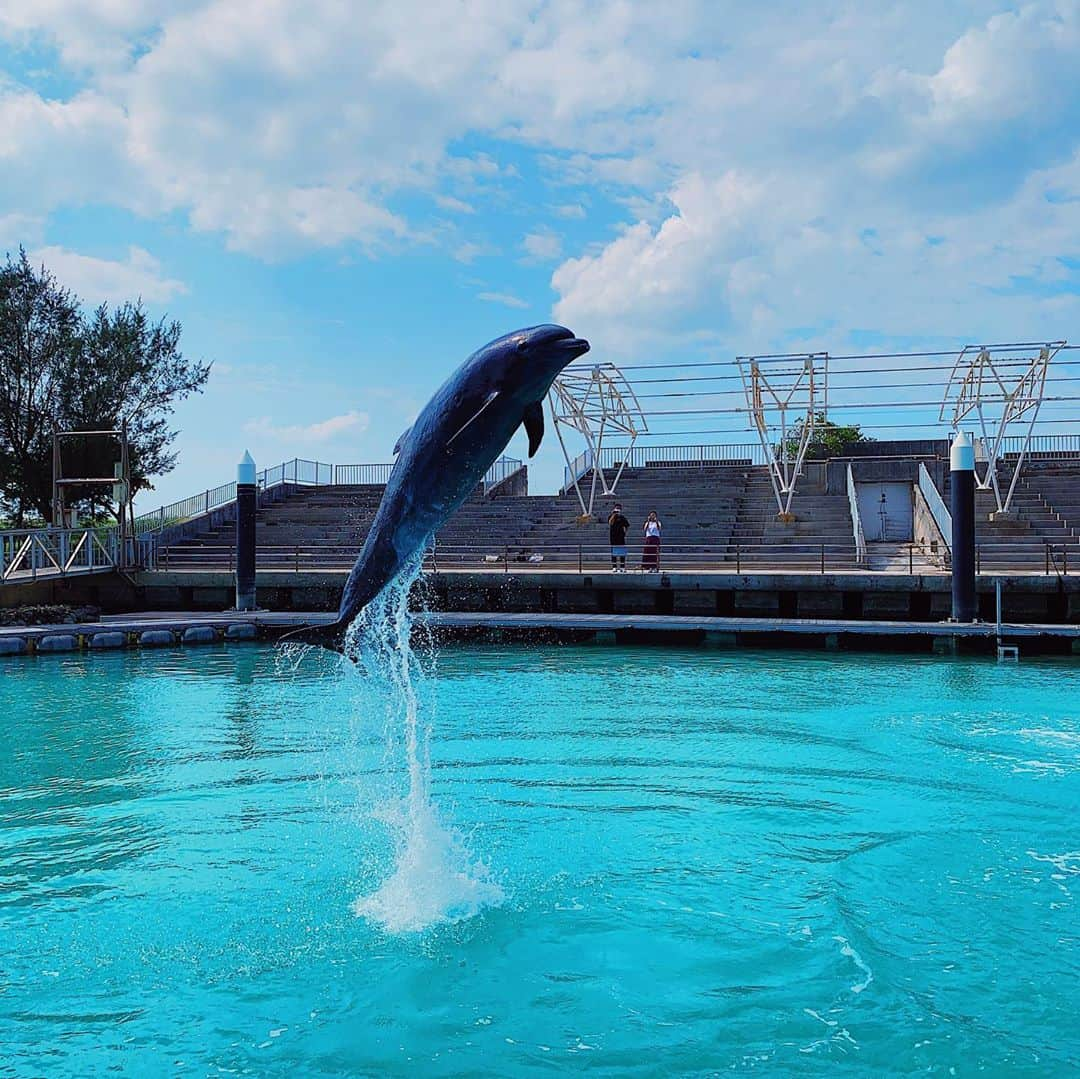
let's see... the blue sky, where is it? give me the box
[1,1,1079,508]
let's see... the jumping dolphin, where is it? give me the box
[281,324,590,651]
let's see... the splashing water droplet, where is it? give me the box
[345,556,503,933]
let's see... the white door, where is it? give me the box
[856,482,914,541]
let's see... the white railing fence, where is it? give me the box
[918,463,952,551]
[135,455,527,539]
[846,464,867,566]
[134,457,337,535]
[998,433,1080,460]
[332,463,394,485]
[483,456,524,493]
[1,527,125,581]
[563,443,765,491]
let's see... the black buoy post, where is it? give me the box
[235,451,257,611]
[950,431,976,622]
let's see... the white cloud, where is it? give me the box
[0,90,133,213]
[0,0,191,69]
[28,244,187,304]
[0,212,44,251]
[244,409,369,442]
[554,149,1080,354]
[0,0,1077,351]
[188,185,408,257]
[454,240,498,263]
[434,194,475,214]
[478,290,529,309]
[866,1,1080,182]
[553,171,778,348]
[522,229,563,262]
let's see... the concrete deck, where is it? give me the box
[135,566,1080,590]
[2,608,1078,656]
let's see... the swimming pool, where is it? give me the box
[2,644,1077,1074]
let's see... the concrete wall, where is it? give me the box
[6,561,1076,625]
[0,570,140,611]
[826,456,945,495]
[489,465,528,498]
[838,439,949,459]
[115,567,1080,625]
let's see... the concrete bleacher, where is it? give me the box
[158,461,861,570]
[940,464,1080,571]
[1022,464,1080,538]
[154,453,1080,574]
[731,470,859,568]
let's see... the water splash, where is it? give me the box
[344,557,503,933]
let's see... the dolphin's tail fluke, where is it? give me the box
[277,620,348,654]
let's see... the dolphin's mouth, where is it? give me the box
[545,326,590,359]
[528,324,590,369]
[557,336,590,358]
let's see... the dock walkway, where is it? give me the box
[2,610,1079,656]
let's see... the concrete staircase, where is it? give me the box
[156,459,1080,574]
[1021,465,1080,539]
[730,472,860,569]
[938,467,1079,571]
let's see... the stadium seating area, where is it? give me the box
[156,461,861,571]
[944,465,1079,570]
[153,453,1080,574]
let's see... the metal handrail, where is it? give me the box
[136,454,531,538]
[134,457,337,535]
[155,539,870,575]
[333,463,395,485]
[154,536,1080,576]
[563,442,766,490]
[846,464,867,566]
[999,433,1080,460]
[483,456,524,494]
[0,525,140,582]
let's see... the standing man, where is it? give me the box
[608,503,630,572]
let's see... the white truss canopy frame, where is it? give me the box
[940,340,1065,514]
[737,352,829,515]
[549,362,648,517]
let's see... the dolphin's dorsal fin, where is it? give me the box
[446,390,500,450]
[522,400,544,457]
[393,425,413,455]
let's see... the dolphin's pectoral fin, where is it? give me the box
[446,390,500,451]
[522,400,545,457]
[393,425,413,455]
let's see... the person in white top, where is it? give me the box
[642,511,662,572]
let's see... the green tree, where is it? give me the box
[781,411,873,460]
[0,248,210,526]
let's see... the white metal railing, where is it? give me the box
[258,458,334,489]
[846,464,867,566]
[483,456,524,493]
[155,537,1077,576]
[333,463,394,485]
[919,463,952,551]
[1,527,122,582]
[136,454,528,539]
[156,540,870,574]
[998,433,1080,460]
[134,457,336,535]
[563,443,764,490]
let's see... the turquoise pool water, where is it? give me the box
[2,643,1078,1075]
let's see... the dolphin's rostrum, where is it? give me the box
[282,324,590,651]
